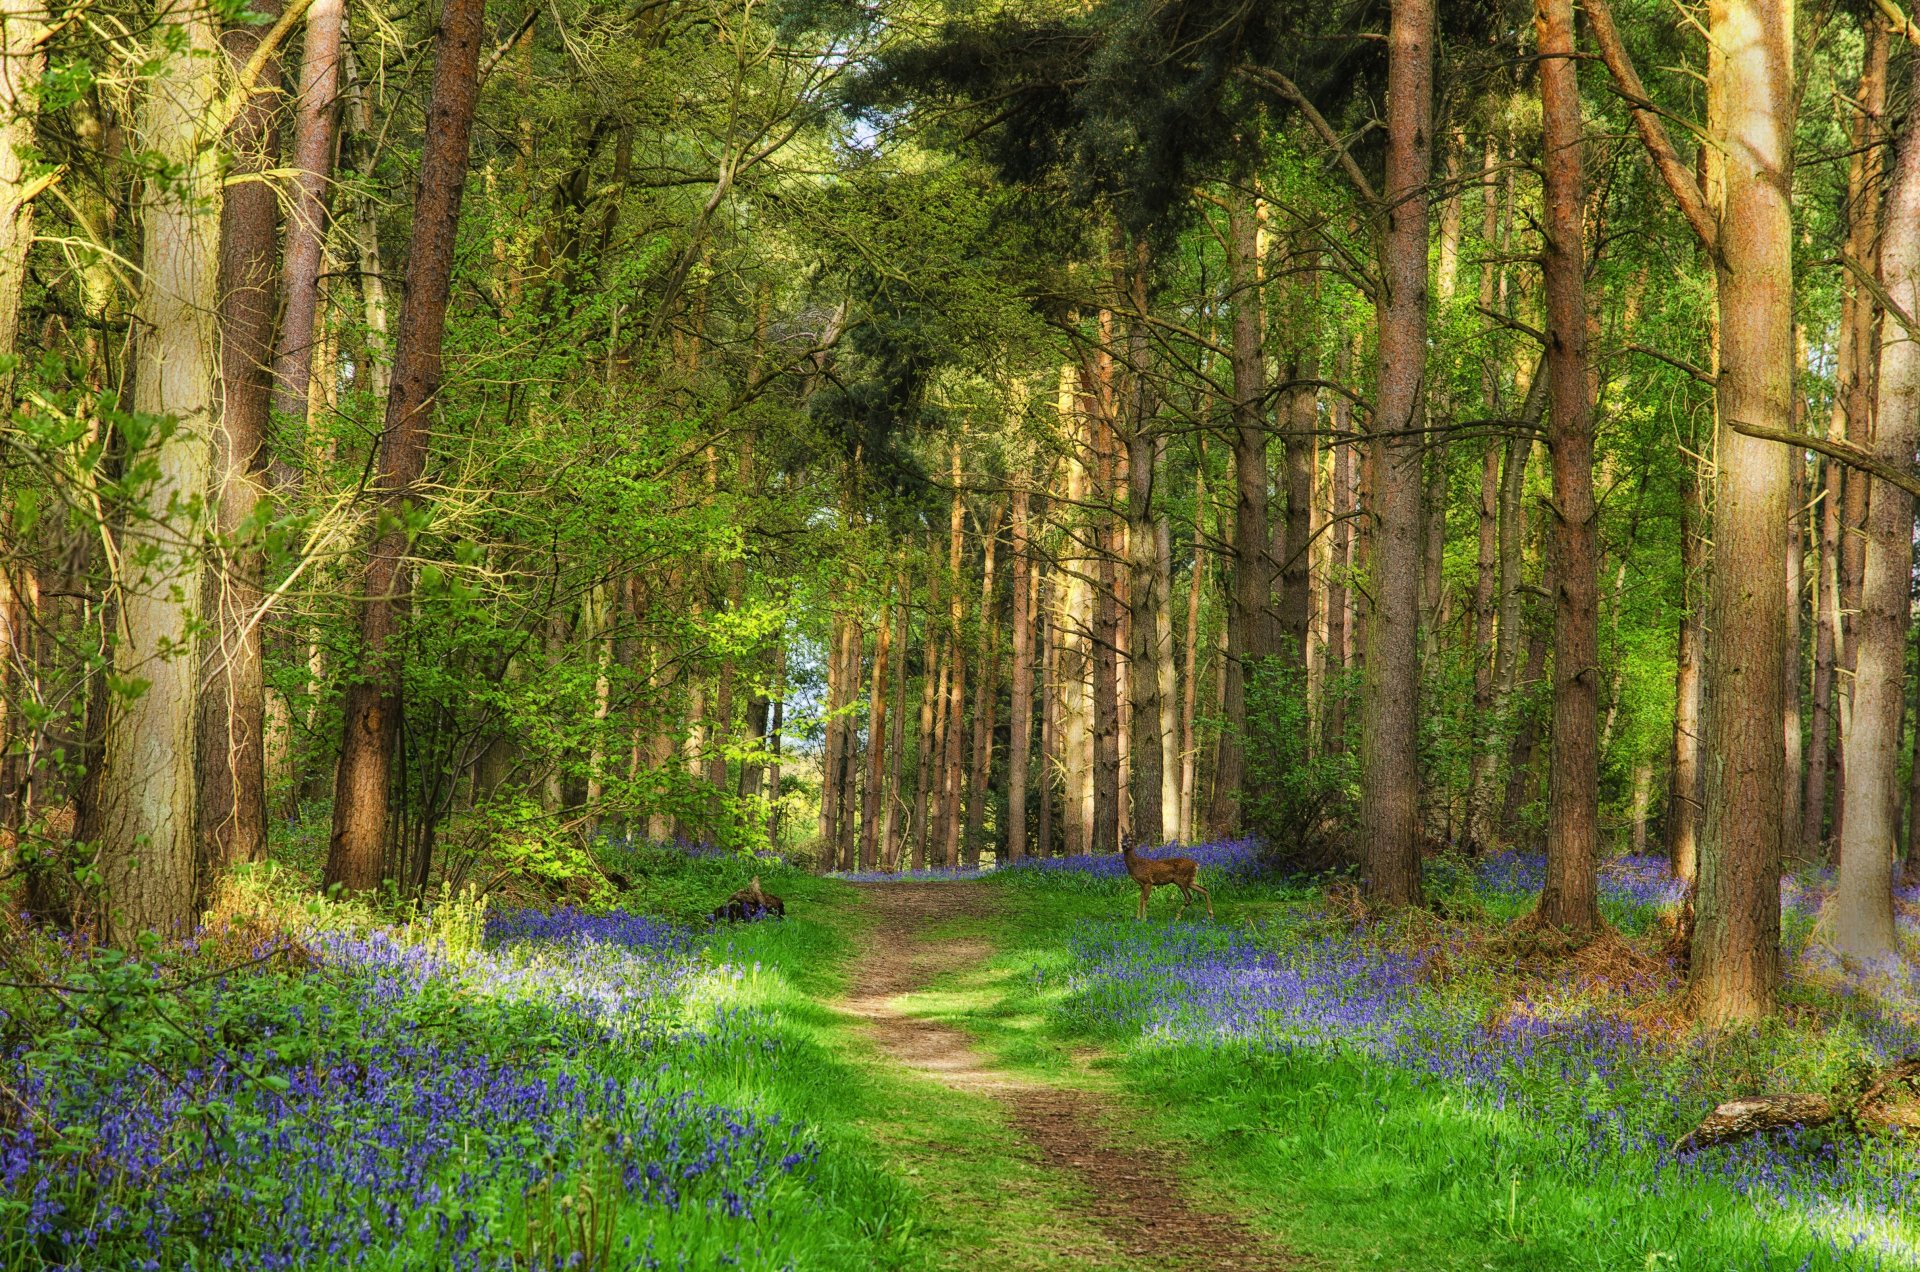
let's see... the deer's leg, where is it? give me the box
[1137,881,1150,920]
[1173,885,1189,922]
[1192,879,1213,919]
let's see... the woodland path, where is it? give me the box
[842,883,1296,1271]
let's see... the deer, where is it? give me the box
[1121,843,1213,922]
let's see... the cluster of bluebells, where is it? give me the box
[836,838,1268,887]
[0,906,816,1270]
[1052,857,1920,1266]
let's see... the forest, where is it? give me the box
[6,0,1920,1263]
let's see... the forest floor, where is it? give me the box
[841,882,1297,1271]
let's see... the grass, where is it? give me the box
[918,862,1920,1271]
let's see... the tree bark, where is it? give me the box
[965,504,1003,864]
[1325,373,1353,752]
[325,0,487,892]
[1806,456,1839,854]
[914,615,942,871]
[270,0,345,440]
[1693,0,1794,1023]
[1214,183,1273,833]
[101,0,224,940]
[860,591,893,872]
[883,583,910,869]
[1359,0,1434,907]
[1127,417,1167,845]
[1670,455,1707,881]
[198,3,284,891]
[1826,45,1920,962]
[1008,486,1035,860]
[1179,453,1207,839]
[1092,414,1122,856]
[1280,347,1318,667]
[1534,0,1599,937]
[0,0,44,401]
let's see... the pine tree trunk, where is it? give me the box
[325,0,488,892]
[883,586,910,869]
[1280,352,1318,666]
[1325,380,1353,752]
[1806,459,1838,855]
[1215,184,1273,834]
[0,0,44,401]
[1826,48,1920,961]
[1178,455,1206,840]
[1782,395,1806,864]
[1127,422,1166,846]
[198,4,284,891]
[1631,759,1654,857]
[914,626,942,871]
[1535,0,1599,937]
[965,506,1002,864]
[270,0,345,443]
[1008,488,1035,860]
[1092,409,1122,856]
[345,43,392,402]
[1670,456,1707,880]
[101,0,224,939]
[1039,584,1059,856]
[1693,0,1793,1024]
[860,594,893,872]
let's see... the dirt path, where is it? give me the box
[844,882,1294,1272]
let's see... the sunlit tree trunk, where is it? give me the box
[1692,0,1795,1023]
[101,0,224,939]
[860,591,893,872]
[1214,184,1273,833]
[198,2,284,891]
[325,0,487,892]
[1360,0,1434,906]
[0,0,44,400]
[883,584,910,869]
[1533,0,1599,936]
[1826,46,1920,961]
[913,610,942,870]
[1325,372,1353,753]
[1178,454,1206,839]
[1008,487,1035,860]
[270,0,344,444]
[1670,456,1706,880]
[965,506,1002,864]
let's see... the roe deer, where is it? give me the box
[1121,843,1213,921]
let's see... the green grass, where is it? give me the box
[913,874,1916,1272]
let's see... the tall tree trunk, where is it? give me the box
[1829,23,1890,857]
[965,505,1003,864]
[1092,407,1122,857]
[270,0,345,441]
[1782,356,1806,864]
[1826,51,1920,961]
[101,0,224,940]
[860,593,893,872]
[0,0,43,400]
[1631,759,1654,857]
[198,4,284,891]
[1039,583,1059,856]
[1214,183,1273,833]
[1670,456,1707,880]
[1126,424,1166,845]
[1806,457,1838,854]
[1280,349,1318,667]
[1008,487,1035,860]
[914,622,942,871]
[1178,455,1206,839]
[1534,0,1599,937]
[1361,0,1435,906]
[1692,0,1794,1024]
[1325,374,1353,752]
[883,587,910,869]
[346,43,392,402]
[325,0,487,892]
[819,612,849,851]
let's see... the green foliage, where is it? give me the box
[1241,654,1356,870]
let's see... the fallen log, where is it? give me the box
[1676,1058,1920,1153]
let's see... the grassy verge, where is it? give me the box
[912,871,1910,1272]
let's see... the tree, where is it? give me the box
[326,0,488,892]
[1358,0,1434,907]
[1533,0,1599,936]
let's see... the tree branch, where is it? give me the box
[1234,64,1379,206]
[1726,420,1920,501]
[1582,0,1719,255]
